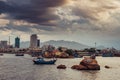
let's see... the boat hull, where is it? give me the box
[15,54,24,56]
[0,54,3,56]
[33,59,56,64]
[102,53,113,57]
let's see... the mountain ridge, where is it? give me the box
[20,40,90,49]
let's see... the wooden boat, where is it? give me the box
[33,58,57,64]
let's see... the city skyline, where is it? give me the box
[0,0,120,49]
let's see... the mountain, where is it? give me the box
[20,40,90,50]
[41,40,90,50]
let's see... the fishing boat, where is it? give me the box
[101,48,114,57]
[102,53,113,57]
[14,49,24,56]
[33,58,57,64]
[15,51,24,56]
[15,53,24,56]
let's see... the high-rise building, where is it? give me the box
[0,41,8,48]
[37,39,40,47]
[30,34,38,48]
[15,37,20,48]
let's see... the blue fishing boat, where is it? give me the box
[101,48,115,57]
[33,58,57,64]
[102,53,113,57]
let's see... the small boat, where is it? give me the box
[15,51,24,56]
[0,53,3,56]
[33,58,57,64]
[102,53,113,57]
[15,53,24,56]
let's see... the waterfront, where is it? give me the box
[0,54,120,80]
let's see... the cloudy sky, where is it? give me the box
[0,0,120,49]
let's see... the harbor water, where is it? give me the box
[0,54,120,80]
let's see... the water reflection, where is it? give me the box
[80,71,99,80]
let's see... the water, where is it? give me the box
[0,54,120,80]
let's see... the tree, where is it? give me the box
[65,49,74,56]
[58,47,63,52]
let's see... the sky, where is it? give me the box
[0,0,120,49]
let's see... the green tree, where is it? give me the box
[65,49,74,56]
[58,47,63,52]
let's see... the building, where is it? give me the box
[37,39,40,47]
[15,37,20,48]
[0,41,8,48]
[30,34,38,48]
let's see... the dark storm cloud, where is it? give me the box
[0,0,68,25]
[0,24,32,32]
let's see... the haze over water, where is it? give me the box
[0,54,120,80]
